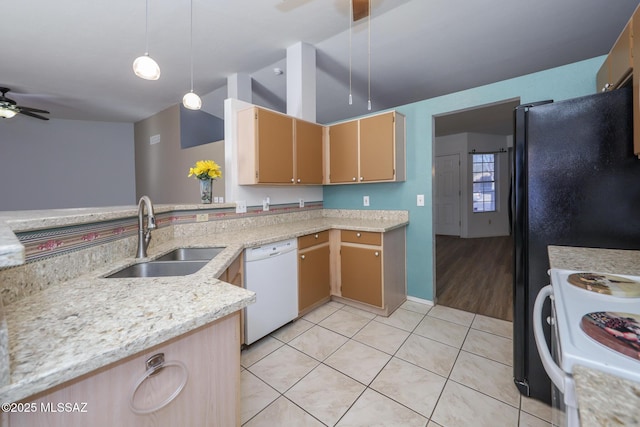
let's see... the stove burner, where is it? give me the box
[567,272,640,297]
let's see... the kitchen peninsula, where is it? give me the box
[0,203,408,426]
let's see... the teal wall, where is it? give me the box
[323,56,605,301]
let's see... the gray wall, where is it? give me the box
[134,104,225,204]
[0,118,135,210]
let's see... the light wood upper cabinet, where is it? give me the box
[327,111,406,184]
[328,120,359,183]
[295,119,324,184]
[597,21,633,92]
[238,107,293,184]
[634,7,640,157]
[237,106,323,185]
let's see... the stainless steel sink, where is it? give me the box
[154,247,225,262]
[105,260,209,278]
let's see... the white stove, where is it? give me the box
[533,268,640,427]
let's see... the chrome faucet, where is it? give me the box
[136,195,157,258]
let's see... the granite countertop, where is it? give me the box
[0,211,408,404]
[548,245,640,427]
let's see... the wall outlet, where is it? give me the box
[219,196,224,203]
[299,198,305,208]
[149,134,161,145]
[236,200,247,214]
[196,213,209,222]
[417,194,425,206]
[363,195,370,206]
[263,197,270,211]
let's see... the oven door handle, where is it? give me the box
[533,284,566,394]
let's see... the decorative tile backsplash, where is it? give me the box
[14,202,322,264]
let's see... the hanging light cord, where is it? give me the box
[367,0,371,110]
[144,0,150,54]
[348,0,353,105]
[189,0,194,92]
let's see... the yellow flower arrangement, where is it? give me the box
[188,160,222,181]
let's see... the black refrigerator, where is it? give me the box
[512,83,640,404]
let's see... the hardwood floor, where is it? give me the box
[435,235,514,321]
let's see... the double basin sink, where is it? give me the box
[106,247,224,278]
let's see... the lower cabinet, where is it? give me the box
[340,233,383,307]
[218,254,245,345]
[7,312,241,427]
[335,227,406,316]
[298,231,331,316]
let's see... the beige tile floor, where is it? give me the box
[240,301,553,427]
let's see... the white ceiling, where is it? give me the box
[2,0,639,126]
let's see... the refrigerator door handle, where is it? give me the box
[533,285,566,394]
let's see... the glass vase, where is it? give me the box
[199,179,212,204]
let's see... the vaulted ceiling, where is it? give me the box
[2,0,639,126]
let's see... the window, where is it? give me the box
[472,154,496,212]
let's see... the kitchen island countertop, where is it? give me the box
[0,207,408,403]
[548,245,640,427]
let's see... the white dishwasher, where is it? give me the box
[244,238,299,345]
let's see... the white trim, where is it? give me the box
[406,295,434,307]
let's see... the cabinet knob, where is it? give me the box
[297,178,301,183]
[352,177,357,181]
[291,178,295,183]
[356,232,361,238]
[360,177,364,181]
[300,255,306,260]
[375,251,380,257]
[314,234,319,239]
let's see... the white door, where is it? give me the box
[435,154,461,236]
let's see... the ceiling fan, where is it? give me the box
[0,87,50,121]
[351,0,370,21]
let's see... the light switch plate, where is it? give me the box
[417,194,425,206]
[263,197,270,211]
[299,199,304,208]
[363,196,370,206]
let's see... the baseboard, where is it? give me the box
[406,295,434,307]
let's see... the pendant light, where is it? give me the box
[133,0,161,80]
[182,0,202,110]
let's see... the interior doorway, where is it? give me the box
[432,98,519,321]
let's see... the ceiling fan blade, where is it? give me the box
[352,0,369,21]
[17,105,50,114]
[18,110,50,121]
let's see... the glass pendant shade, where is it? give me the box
[182,91,202,110]
[133,54,161,80]
[0,108,17,119]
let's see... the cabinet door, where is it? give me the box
[340,246,382,307]
[295,119,324,184]
[609,21,633,88]
[298,245,331,313]
[634,8,640,156]
[256,108,294,183]
[359,112,395,182]
[329,120,359,183]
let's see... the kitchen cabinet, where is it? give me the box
[333,227,406,316]
[295,119,324,184]
[7,312,241,427]
[597,20,633,92]
[237,106,323,185]
[327,111,406,184]
[298,231,331,315]
[597,5,640,157]
[218,253,244,345]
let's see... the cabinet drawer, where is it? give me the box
[299,231,329,250]
[341,230,381,245]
